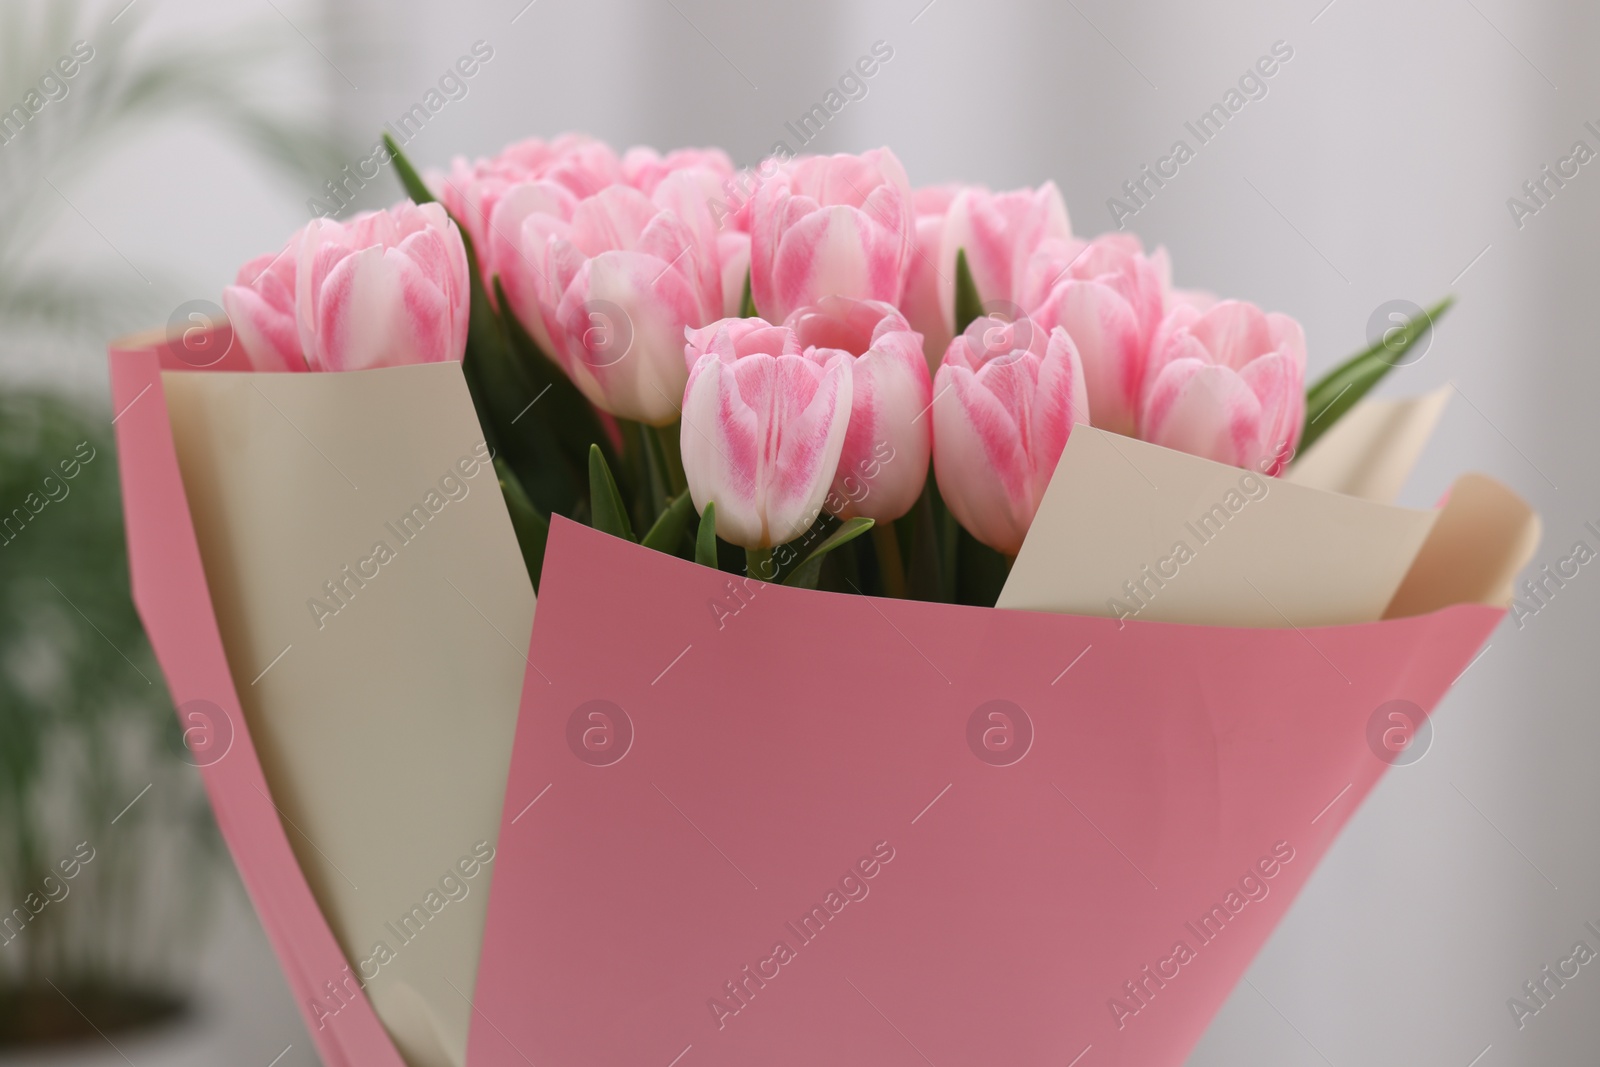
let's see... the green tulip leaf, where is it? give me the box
[783,517,874,587]
[954,248,984,335]
[588,444,636,542]
[696,501,720,568]
[741,269,758,319]
[384,133,436,207]
[1299,295,1455,455]
[494,458,550,592]
[642,490,695,553]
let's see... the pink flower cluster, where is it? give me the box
[223,135,1307,555]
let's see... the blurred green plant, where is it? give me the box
[0,392,219,1043]
[0,0,345,344]
[0,0,346,1044]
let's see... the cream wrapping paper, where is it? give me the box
[1287,384,1452,502]
[998,426,1439,626]
[162,362,534,1067]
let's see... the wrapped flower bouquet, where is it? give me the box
[111,132,1538,1067]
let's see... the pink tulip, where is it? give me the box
[899,184,963,372]
[945,182,1072,310]
[749,149,913,324]
[500,178,725,426]
[429,133,620,256]
[1023,233,1170,437]
[222,234,307,372]
[1140,300,1307,475]
[621,145,735,196]
[932,318,1089,556]
[1167,286,1217,313]
[900,183,1072,373]
[784,297,931,521]
[680,318,854,549]
[224,201,470,373]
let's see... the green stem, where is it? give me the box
[939,499,959,602]
[872,521,907,599]
[746,545,776,583]
[619,419,666,526]
[651,422,688,496]
[639,424,670,514]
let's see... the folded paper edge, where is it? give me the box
[108,334,407,1067]
[1287,385,1452,502]
[1385,471,1542,618]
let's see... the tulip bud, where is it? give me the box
[932,318,1089,556]
[784,297,930,522]
[899,186,961,373]
[222,239,308,373]
[749,149,913,324]
[290,202,471,372]
[680,318,854,548]
[502,181,725,426]
[1139,300,1307,475]
[944,182,1072,313]
[226,201,470,373]
[621,145,736,196]
[902,183,1072,372]
[430,133,622,268]
[1023,233,1169,437]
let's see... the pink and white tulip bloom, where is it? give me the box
[901,182,1072,373]
[1023,233,1170,437]
[749,149,913,324]
[429,133,621,256]
[224,201,470,373]
[222,231,307,372]
[784,297,931,521]
[899,183,963,371]
[932,318,1089,556]
[1140,300,1307,476]
[945,182,1072,311]
[621,145,735,196]
[680,318,854,549]
[500,178,725,426]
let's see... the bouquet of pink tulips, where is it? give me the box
[112,130,1535,1067]
[221,133,1437,602]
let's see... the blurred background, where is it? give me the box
[0,0,1594,1063]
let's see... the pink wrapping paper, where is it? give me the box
[470,517,1501,1067]
[110,331,408,1067]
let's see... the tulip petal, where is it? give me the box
[933,364,1031,555]
[554,250,702,425]
[1046,279,1144,436]
[1140,359,1264,468]
[222,284,306,372]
